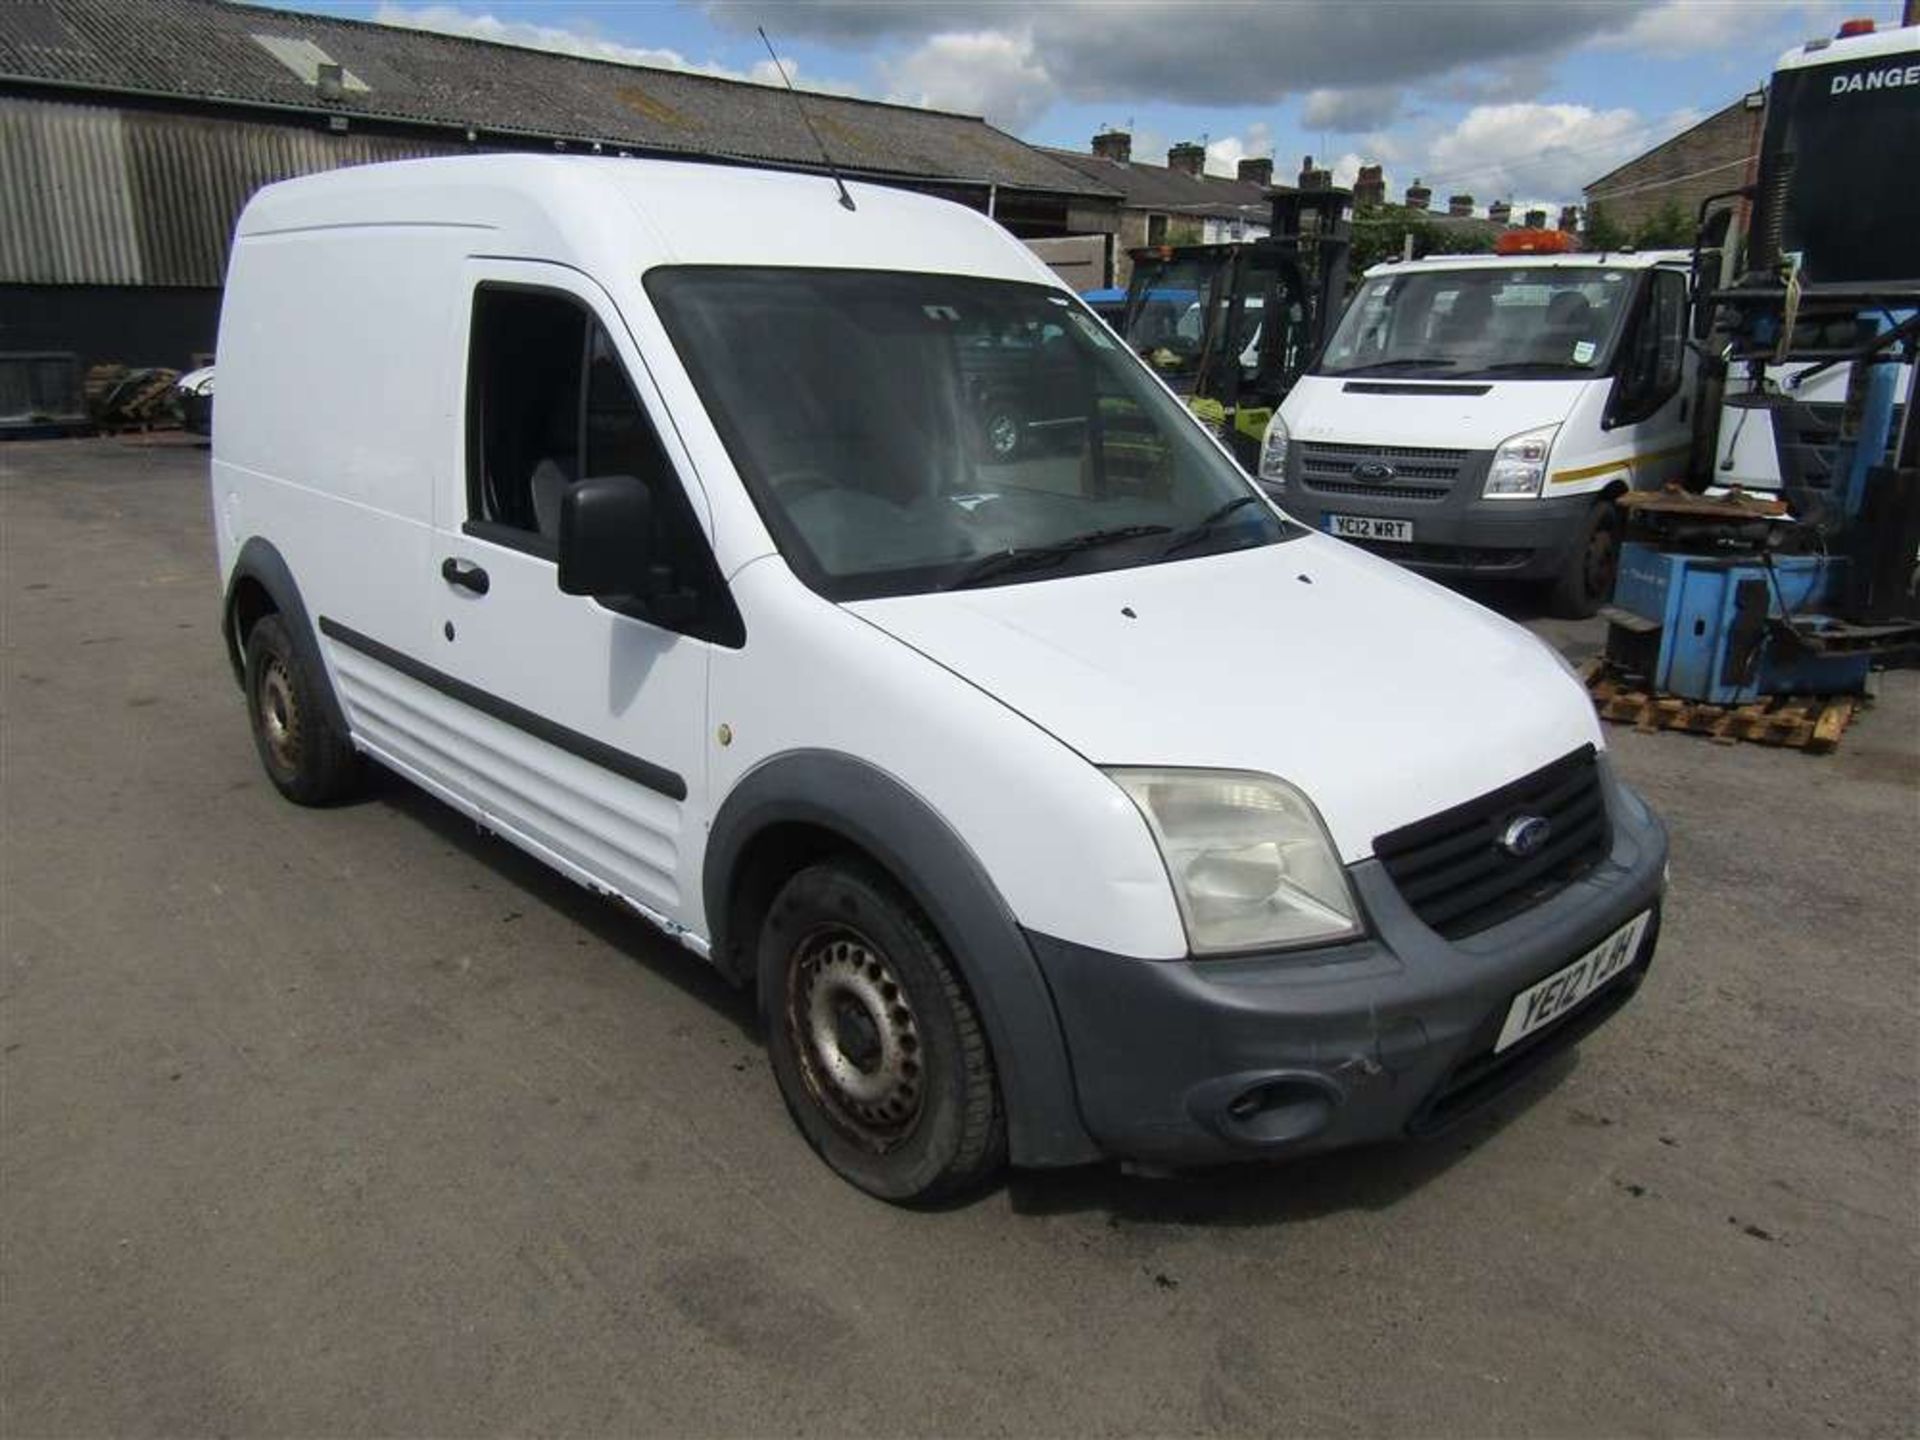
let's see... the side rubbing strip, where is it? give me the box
[317,617,688,802]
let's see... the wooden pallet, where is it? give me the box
[1583,661,1863,753]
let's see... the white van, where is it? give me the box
[1262,249,1694,616]
[213,157,1667,1202]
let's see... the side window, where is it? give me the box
[464,284,742,646]
[1611,272,1689,426]
[466,287,586,539]
[1651,270,1687,396]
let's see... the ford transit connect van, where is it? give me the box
[1262,249,1694,617]
[213,157,1667,1202]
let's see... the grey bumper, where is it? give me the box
[1270,473,1595,582]
[1028,761,1668,1166]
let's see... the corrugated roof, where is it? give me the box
[0,0,1114,198]
[1039,147,1279,219]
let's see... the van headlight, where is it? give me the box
[1108,768,1362,954]
[1258,413,1291,485]
[1484,423,1559,498]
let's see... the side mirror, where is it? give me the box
[558,474,653,599]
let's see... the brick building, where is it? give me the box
[1041,131,1281,287]
[1584,95,1766,236]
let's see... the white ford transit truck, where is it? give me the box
[213,156,1667,1202]
[1261,247,1695,617]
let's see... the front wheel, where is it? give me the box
[759,860,1005,1203]
[1547,499,1622,619]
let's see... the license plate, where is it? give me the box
[1327,514,1413,543]
[1494,911,1652,1054]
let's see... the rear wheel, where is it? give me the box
[243,614,360,805]
[759,860,1004,1203]
[1548,499,1622,619]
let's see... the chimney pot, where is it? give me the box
[1167,141,1207,178]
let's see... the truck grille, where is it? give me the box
[1298,441,1468,501]
[1375,746,1609,940]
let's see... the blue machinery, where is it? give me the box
[1603,313,1918,705]
[1599,22,1920,707]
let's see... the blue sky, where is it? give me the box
[261,1,1907,207]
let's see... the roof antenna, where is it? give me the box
[757,26,856,212]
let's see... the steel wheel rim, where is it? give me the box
[786,923,923,1151]
[258,658,300,772]
[987,412,1019,458]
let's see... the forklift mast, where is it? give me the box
[1118,186,1352,466]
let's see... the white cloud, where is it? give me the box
[1419,102,1672,203]
[881,29,1054,130]
[369,4,861,95]
[1204,122,1272,178]
[708,0,1652,107]
[1591,0,1762,51]
[1302,85,1403,133]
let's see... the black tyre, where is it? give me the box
[242,613,361,805]
[1548,499,1622,619]
[759,860,1005,1203]
[977,398,1023,462]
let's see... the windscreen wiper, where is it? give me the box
[1159,493,1266,558]
[947,524,1172,590]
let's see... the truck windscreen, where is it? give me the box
[1754,50,1920,287]
[1315,267,1636,380]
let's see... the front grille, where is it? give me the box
[1299,441,1470,498]
[1303,476,1450,502]
[1375,746,1610,939]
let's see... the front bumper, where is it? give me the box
[1028,761,1668,1165]
[1271,480,1594,582]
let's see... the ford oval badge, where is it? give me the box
[1352,460,1395,482]
[1499,815,1553,859]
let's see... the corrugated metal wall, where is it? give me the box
[0,97,461,286]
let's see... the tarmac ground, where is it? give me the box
[3,436,1916,1436]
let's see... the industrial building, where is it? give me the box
[1041,131,1280,288]
[0,0,1121,423]
[1583,94,1767,237]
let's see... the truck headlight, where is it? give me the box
[1258,413,1290,485]
[1483,423,1559,499]
[1108,768,1361,954]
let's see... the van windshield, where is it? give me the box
[1316,266,1637,380]
[647,268,1295,601]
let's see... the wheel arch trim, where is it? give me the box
[705,749,1100,1168]
[221,537,350,738]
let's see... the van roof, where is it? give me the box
[1360,249,1690,280]
[236,154,1057,286]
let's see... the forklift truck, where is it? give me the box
[1119,189,1353,468]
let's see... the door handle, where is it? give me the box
[440,557,490,595]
